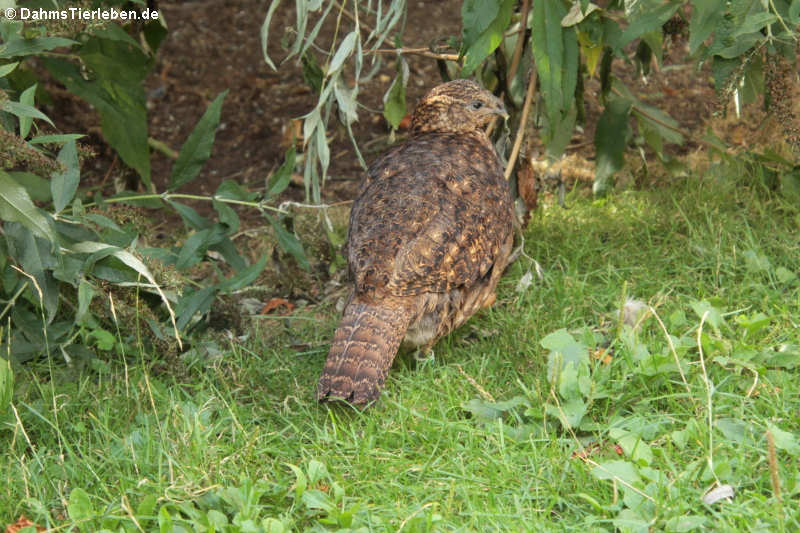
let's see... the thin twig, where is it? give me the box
[368,47,461,62]
[507,0,531,95]
[333,0,375,36]
[504,66,538,181]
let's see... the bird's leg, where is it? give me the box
[413,345,435,363]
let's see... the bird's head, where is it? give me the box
[409,79,508,135]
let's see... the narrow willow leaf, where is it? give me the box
[0,100,55,128]
[168,91,228,191]
[18,83,36,138]
[328,31,357,74]
[334,80,359,125]
[268,146,297,197]
[0,171,56,243]
[382,57,408,129]
[27,133,85,145]
[51,140,80,213]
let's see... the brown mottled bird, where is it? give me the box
[317,79,514,405]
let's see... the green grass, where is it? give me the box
[2,175,800,532]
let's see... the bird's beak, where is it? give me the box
[491,96,508,119]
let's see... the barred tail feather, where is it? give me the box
[317,299,413,405]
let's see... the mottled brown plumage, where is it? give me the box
[317,79,514,405]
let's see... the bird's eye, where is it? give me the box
[470,101,484,110]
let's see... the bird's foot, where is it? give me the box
[413,348,435,363]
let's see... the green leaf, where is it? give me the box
[260,0,283,70]
[609,428,654,465]
[689,0,726,54]
[732,12,778,37]
[168,200,214,230]
[268,145,297,197]
[0,61,19,77]
[168,91,228,191]
[51,140,80,213]
[593,98,632,196]
[176,229,214,270]
[689,300,725,332]
[268,215,310,271]
[462,396,529,421]
[302,489,334,511]
[0,100,55,129]
[43,38,151,188]
[18,83,36,138]
[76,280,96,325]
[216,180,258,202]
[334,79,359,125]
[70,241,179,343]
[768,423,800,455]
[0,357,13,419]
[301,52,324,93]
[0,36,77,59]
[175,286,217,331]
[631,101,684,147]
[27,133,86,145]
[286,463,307,499]
[67,488,94,522]
[307,459,328,484]
[0,171,56,243]
[218,254,268,293]
[460,0,515,76]
[619,1,681,48]
[158,506,173,533]
[209,237,246,271]
[541,329,588,368]
[7,171,51,203]
[531,0,579,154]
[590,460,642,485]
[212,199,239,233]
[461,0,502,49]
[89,329,116,351]
[328,31,357,74]
[383,57,408,130]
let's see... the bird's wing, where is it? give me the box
[348,133,512,296]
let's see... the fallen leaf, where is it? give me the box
[261,298,295,315]
[5,515,45,533]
